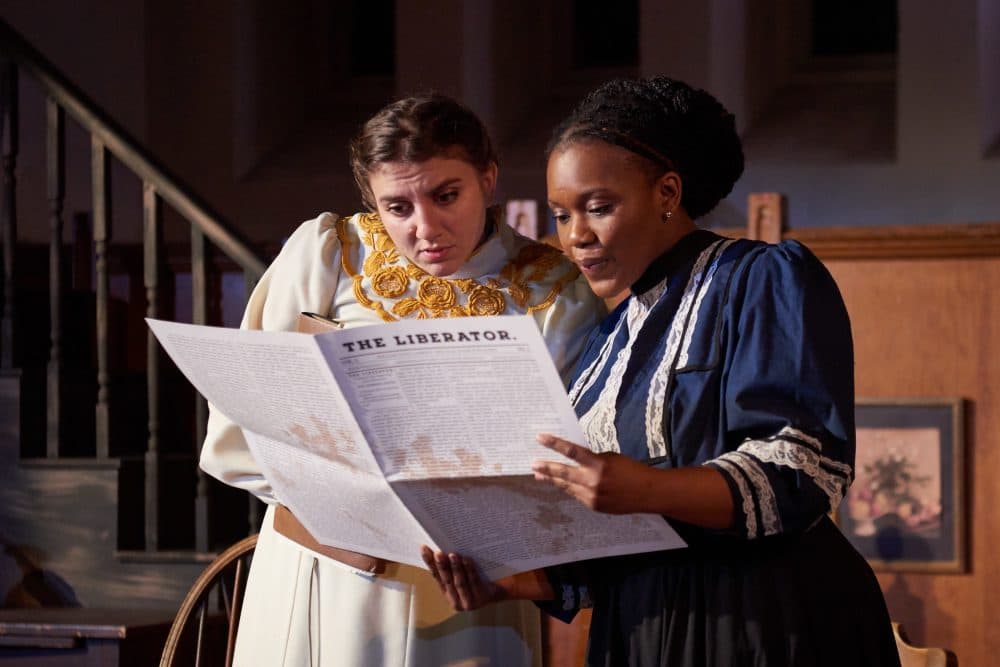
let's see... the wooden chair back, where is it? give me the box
[159,534,257,667]
[894,622,956,667]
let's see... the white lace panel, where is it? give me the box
[677,239,735,368]
[645,240,730,458]
[736,428,853,513]
[716,451,782,536]
[711,458,759,538]
[567,315,624,406]
[577,279,667,453]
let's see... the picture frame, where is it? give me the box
[837,397,966,573]
[505,199,540,240]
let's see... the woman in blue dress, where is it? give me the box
[423,76,901,666]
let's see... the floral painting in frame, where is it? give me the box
[837,398,966,572]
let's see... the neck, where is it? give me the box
[656,216,697,257]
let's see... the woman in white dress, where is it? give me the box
[199,93,604,666]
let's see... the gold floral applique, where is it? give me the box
[467,285,506,315]
[417,278,456,309]
[370,265,409,298]
[336,213,579,321]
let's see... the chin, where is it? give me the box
[585,278,628,300]
[420,261,461,277]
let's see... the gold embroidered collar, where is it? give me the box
[336,213,578,321]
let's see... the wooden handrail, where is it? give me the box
[0,17,267,549]
[0,18,267,277]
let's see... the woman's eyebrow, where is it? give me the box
[563,188,615,207]
[377,177,465,205]
[428,177,463,195]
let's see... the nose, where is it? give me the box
[412,208,445,242]
[561,212,596,247]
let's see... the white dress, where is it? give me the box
[200,212,604,666]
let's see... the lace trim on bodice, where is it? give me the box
[575,279,668,453]
[645,239,733,458]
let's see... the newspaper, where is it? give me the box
[147,315,685,579]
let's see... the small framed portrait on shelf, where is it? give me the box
[837,397,966,573]
[505,199,540,240]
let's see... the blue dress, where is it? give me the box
[544,230,900,666]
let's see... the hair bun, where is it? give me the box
[549,76,745,220]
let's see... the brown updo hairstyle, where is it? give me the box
[547,76,744,220]
[349,93,499,212]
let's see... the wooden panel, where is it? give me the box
[824,253,999,667]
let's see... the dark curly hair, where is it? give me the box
[547,76,744,220]
[349,94,498,211]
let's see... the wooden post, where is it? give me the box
[143,181,162,550]
[192,226,210,551]
[45,98,64,458]
[746,192,786,244]
[0,61,17,371]
[92,137,111,459]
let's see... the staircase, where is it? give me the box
[0,18,268,612]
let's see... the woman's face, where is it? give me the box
[369,155,497,277]
[547,140,685,298]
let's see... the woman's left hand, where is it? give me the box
[532,433,655,514]
[420,547,505,611]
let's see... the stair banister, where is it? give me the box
[0,18,268,552]
[0,20,266,276]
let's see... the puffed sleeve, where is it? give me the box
[199,213,344,504]
[532,272,606,383]
[704,240,856,538]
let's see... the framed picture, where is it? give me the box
[505,199,540,240]
[837,397,966,572]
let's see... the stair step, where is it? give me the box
[0,607,174,664]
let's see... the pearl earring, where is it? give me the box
[662,210,673,224]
